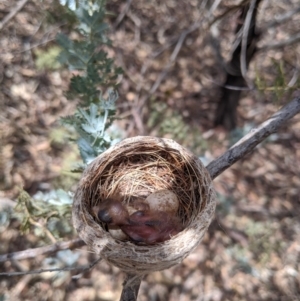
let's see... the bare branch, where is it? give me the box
[120,274,143,301]
[0,0,29,31]
[0,238,85,262]
[207,95,300,179]
[0,257,101,277]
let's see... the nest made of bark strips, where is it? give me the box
[73,136,216,274]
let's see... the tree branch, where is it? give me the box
[207,95,300,179]
[120,274,143,301]
[0,238,85,262]
[2,96,300,300]
[0,257,101,277]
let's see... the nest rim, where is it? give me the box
[73,136,216,274]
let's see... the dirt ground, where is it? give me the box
[1,0,300,300]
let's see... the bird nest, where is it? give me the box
[73,136,216,275]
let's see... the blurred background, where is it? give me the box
[1,0,300,300]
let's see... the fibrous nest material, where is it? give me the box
[73,136,216,274]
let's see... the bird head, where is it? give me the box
[93,199,130,226]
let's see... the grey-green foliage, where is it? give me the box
[57,0,122,105]
[15,0,123,240]
[15,189,73,238]
[57,0,123,165]
[62,89,119,164]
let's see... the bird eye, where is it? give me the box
[98,209,113,223]
[131,211,145,217]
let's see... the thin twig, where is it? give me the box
[205,77,252,91]
[147,19,202,97]
[207,95,300,179]
[240,0,257,81]
[128,0,241,134]
[261,6,300,32]
[0,238,85,262]
[28,217,57,244]
[121,0,248,86]
[207,0,249,28]
[134,0,223,123]
[0,257,101,277]
[258,32,300,52]
[10,275,32,298]
[149,0,223,92]
[0,0,29,31]
[127,10,141,45]
[130,20,203,135]
[288,54,300,87]
[209,29,227,71]
[113,0,133,29]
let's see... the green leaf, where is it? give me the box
[79,104,104,134]
[78,137,98,164]
[57,0,121,163]
[56,33,73,52]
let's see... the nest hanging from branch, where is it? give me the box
[73,136,216,275]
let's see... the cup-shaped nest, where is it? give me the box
[73,136,216,275]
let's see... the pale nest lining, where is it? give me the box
[73,136,216,274]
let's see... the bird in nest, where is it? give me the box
[93,199,183,245]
